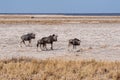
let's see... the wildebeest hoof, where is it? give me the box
[76,54,79,56]
[51,48,53,50]
[76,50,80,52]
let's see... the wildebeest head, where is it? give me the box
[28,33,35,39]
[74,38,81,45]
[69,38,81,45]
[52,34,58,41]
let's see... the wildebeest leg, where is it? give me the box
[23,41,27,46]
[73,45,75,49]
[40,44,45,51]
[51,43,53,50]
[73,45,77,49]
[68,43,71,51]
[42,43,47,50]
[68,43,70,47]
[28,40,31,47]
[45,44,48,50]
[37,42,39,51]
[21,40,26,47]
[40,44,43,50]
[20,40,23,47]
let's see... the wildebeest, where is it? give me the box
[68,38,81,49]
[20,33,35,47]
[37,34,58,51]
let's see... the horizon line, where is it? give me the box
[0,13,120,16]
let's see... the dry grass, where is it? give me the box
[0,15,120,24]
[0,58,120,80]
[0,19,120,25]
[0,19,65,25]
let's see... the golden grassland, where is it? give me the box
[0,58,120,80]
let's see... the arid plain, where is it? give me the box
[1,15,120,80]
[0,15,120,61]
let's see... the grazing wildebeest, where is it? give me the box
[37,34,58,51]
[68,38,81,49]
[20,33,35,47]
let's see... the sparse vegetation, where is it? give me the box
[0,19,120,24]
[0,15,120,24]
[0,58,120,80]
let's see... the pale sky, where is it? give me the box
[0,0,120,13]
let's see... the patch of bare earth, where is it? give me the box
[0,15,120,61]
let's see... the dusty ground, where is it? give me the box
[0,15,120,61]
